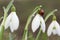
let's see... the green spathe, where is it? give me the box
[53,15,56,21]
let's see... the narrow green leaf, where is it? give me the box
[0,26,4,40]
[28,32,34,40]
[3,7,6,13]
[41,33,48,40]
[22,29,28,40]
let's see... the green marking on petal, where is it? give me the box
[53,26,56,30]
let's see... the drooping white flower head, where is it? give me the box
[47,21,60,36]
[5,12,19,32]
[31,14,46,33]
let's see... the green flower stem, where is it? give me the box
[1,0,14,26]
[45,9,58,22]
[35,9,58,40]
[0,16,3,21]
[22,5,42,40]
[0,0,14,40]
[9,33,14,40]
[0,25,4,40]
[35,28,42,40]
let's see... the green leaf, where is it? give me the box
[22,29,28,40]
[3,7,6,13]
[28,32,34,40]
[41,33,48,40]
[0,26,4,40]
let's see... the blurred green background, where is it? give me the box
[0,0,60,40]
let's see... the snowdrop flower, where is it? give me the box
[47,16,60,36]
[31,14,45,33]
[5,12,19,32]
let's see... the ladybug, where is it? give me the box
[38,9,44,16]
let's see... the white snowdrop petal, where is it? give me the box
[9,18,15,32]
[32,14,40,32]
[11,12,19,30]
[54,21,60,36]
[52,21,58,35]
[47,21,54,36]
[54,21,60,29]
[9,12,19,32]
[5,12,19,32]
[52,30,57,35]
[40,16,45,33]
[5,13,12,30]
[57,27,60,36]
[47,21,60,36]
[9,24,14,32]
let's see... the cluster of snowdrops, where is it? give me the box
[0,0,60,40]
